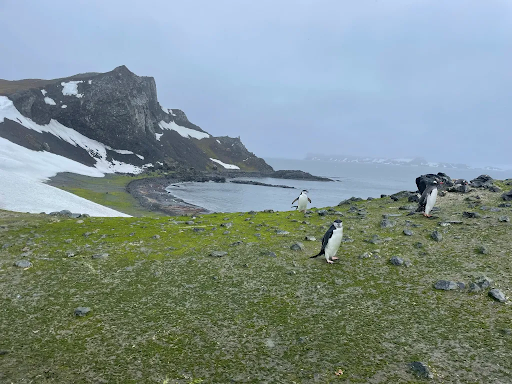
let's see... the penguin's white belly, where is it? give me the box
[425,188,438,215]
[325,227,343,258]
[298,195,308,210]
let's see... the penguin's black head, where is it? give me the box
[301,190,308,194]
[333,219,343,228]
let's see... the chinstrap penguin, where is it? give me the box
[292,190,311,213]
[416,180,442,217]
[310,219,343,264]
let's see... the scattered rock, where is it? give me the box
[276,230,289,235]
[223,231,230,235]
[304,236,316,241]
[220,222,233,228]
[210,251,228,257]
[152,234,161,239]
[193,227,205,232]
[476,245,489,255]
[408,194,420,203]
[290,242,304,251]
[403,229,413,236]
[263,251,277,258]
[498,216,510,223]
[414,242,423,248]
[390,256,404,266]
[359,252,372,259]
[475,276,493,289]
[463,212,480,219]
[468,283,482,293]
[0,350,9,355]
[431,231,442,242]
[498,203,512,208]
[230,241,243,246]
[390,191,416,201]
[365,234,382,244]
[14,260,32,268]
[470,174,494,188]
[434,280,458,290]
[489,289,506,303]
[74,307,91,317]
[457,282,466,290]
[380,219,396,228]
[489,185,502,193]
[501,189,512,201]
[185,221,195,225]
[338,197,363,205]
[410,361,434,379]
[91,253,108,259]
[317,210,328,216]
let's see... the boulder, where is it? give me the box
[501,189,512,201]
[470,174,494,188]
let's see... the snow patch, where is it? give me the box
[169,109,177,117]
[136,154,145,160]
[210,158,240,170]
[44,97,56,106]
[88,80,92,85]
[161,106,168,114]
[155,133,163,141]
[158,120,210,140]
[41,89,47,96]
[61,81,84,98]
[61,105,67,108]
[216,139,221,144]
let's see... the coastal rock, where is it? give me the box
[498,216,510,223]
[338,197,363,205]
[380,219,396,228]
[403,229,413,236]
[470,175,494,188]
[474,276,493,289]
[390,191,416,201]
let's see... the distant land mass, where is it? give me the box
[305,154,503,171]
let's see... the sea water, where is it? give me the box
[165,158,511,213]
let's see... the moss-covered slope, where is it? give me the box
[0,187,511,383]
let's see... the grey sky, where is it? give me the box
[1,0,512,167]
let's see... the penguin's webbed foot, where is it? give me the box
[331,257,339,261]
[326,260,334,264]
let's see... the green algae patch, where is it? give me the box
[0,186,511,383]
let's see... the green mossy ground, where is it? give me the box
[1,185,511,383]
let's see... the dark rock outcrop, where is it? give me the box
[416,173,453,194]
[470,175,494,189]
[501,189,512,201]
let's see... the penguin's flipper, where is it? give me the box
[292,197,299,204]
[308,197,312,203]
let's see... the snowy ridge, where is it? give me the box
[158,120,210,140]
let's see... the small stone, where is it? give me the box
[304,236,316,241]
[223,231,230,235]
[221,222,233,228]
[410,361,434,379]
[276,230,289,235]
[489,289,506,303]
[64,239,72,243]
[287,270,296,275]
[66,251,75,258]
[463,211,480,219]
[457,282,466,290]
[399,205,417,211]
[14,260,32,268]
[475,276,493,289]
[499,328,512,335]
[230,241,243,246]
[468,283,481,293]
[359,252,372,259]
[431,231,442,242]
[210,251,228,257]
[498,216,510,223]
[414,242,423,248]
[193,228,205,232]
[152,234,161,239]
[83,232,92,237]
[477,245,489,254]
[498,203,512,208]
[390,256,404,266]
[317,210,328,216]
[74,307,91,317]
[185,221,195,225]
[91,253,108,259]
[434,280,458,290]
[404,260,413,268]
[403,229,413,236]
[266,251,277,258]
[380,219,396,228]
[290,242,304,251]
[0,350,9,355]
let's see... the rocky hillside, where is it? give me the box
[0,65,273,173]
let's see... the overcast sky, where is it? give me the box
[1,0,511,167]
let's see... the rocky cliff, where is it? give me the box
[0,65,273,173]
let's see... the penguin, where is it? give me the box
[292,190,311,213]
[310,219,343,264]
[416,180,442,217]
